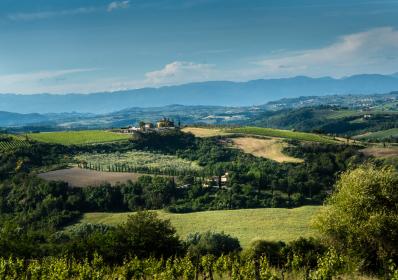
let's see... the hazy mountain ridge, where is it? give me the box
[1,74,398,114]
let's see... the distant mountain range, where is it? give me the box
[1,74,398,114]
[1,92,397,130]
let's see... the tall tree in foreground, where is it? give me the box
[314,164,398,273]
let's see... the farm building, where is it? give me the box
[156,118,175,128]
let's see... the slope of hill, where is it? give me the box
[76,206,321,247]
[2,74,398,114]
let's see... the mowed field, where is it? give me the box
[77,206,321,247]
[38,167,144,187]
[181,127,229,137]
[231,137,303,163]
[27,130,131,145]
[361,146,398,158]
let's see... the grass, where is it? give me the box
[181,127,229,137]
[77,206,321,247]
[26,130,131,145]
[231,137,303,163]
[354,128,398,140]
[228,127,339,144]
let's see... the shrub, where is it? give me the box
[186,231,241,257]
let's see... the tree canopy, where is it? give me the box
[314,165,398,271]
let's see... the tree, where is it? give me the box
[314,165,398,272]
[115,211,182,258]
[186,231,241,257]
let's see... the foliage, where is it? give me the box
[186,231,241,257]
[0,254,282,280]
[314,164,398,272]
[114,211,182,259]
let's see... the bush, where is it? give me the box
[115,211,182,258]
[248,240,286,267]
[186,231,241,257]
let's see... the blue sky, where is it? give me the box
[1,0,398,94]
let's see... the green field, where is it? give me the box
[77,206,321,247]
[228,127,338,144]
[26,130,131,145]
[355,128,398,140]
[75,150,202,175]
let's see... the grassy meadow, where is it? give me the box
[26,130,131,145]
[77,206,321,247]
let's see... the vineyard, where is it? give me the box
[0,136,29,151]
[0,254,283,280]
[26,130,131,145]
[75,150,203,176]
[227,127,339,144]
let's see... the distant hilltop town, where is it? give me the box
[118,118,180,134]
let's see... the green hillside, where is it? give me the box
[76,206,321,247]
[228,126,339,144]
[27,130,131,145]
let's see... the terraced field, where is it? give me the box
[27,130,131,145]
[76,206,321,247]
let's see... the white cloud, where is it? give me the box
[107,1,130,12]
[144,61,216,86]
[8,7,98,21]
[254,27,398,78]
[2,28,398,94]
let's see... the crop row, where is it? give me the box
[75,151,202,176]
[0,139,30,151]
[228,127,338,144]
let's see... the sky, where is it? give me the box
[1,0,398,94]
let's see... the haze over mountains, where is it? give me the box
[1,74,398,114]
